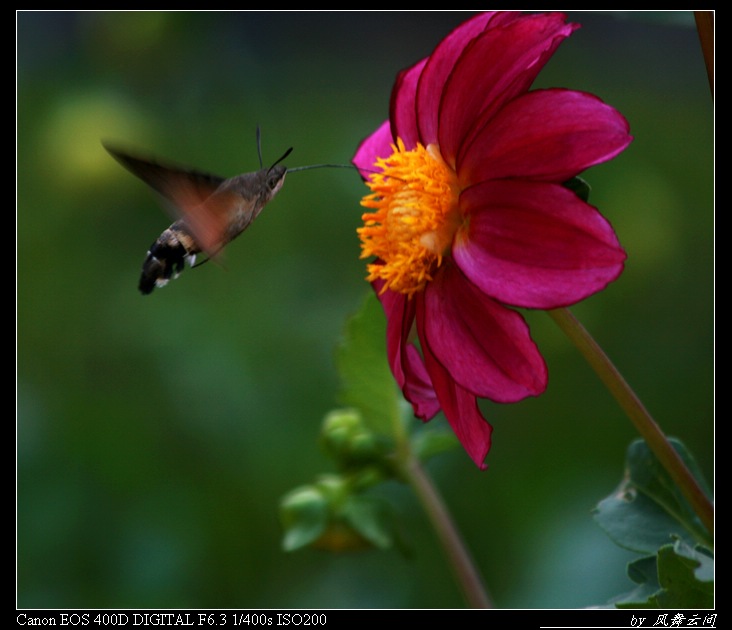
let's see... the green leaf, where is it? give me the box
[335,291,400,436]
[563,176,591,202]
[341,494,395,550]
[595,439,714,609]
[655,541,714,608]
[593,438,712,553]
[613,555,661,607]
[614,541,714,608]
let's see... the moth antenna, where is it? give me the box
[268,147,293,173]
[256,125,264,169]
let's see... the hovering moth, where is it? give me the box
[104,137,293,295]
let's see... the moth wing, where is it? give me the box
[104,143,231,257]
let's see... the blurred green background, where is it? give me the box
[17,11,713,609]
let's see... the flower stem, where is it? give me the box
[694,11,714,97]
[401,455,493,608]
[548,307,714,540]
[389,399,491,607]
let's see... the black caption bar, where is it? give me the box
[14,609,717,628]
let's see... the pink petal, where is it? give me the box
[389,59,426,150]
[374,277,413,388]
[458,89,632,184]
[403,344,441,420]
[416,294,493,469]
[453,179,627,308]
[415,11,519,146]
[422,264,548,403]
[353,119,393,178]
[374,279,440,420]
[439,13,577,167]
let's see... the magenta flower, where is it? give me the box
[353,11,632,469]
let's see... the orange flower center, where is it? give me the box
[358,139,461,297]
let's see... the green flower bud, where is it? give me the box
[320,408,390,468]
[279,485,329,552]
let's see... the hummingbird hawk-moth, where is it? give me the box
[104,136,294,295]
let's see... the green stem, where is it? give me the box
[389,399,492,608]
[548,307,714,540]
[402,455,493,608]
